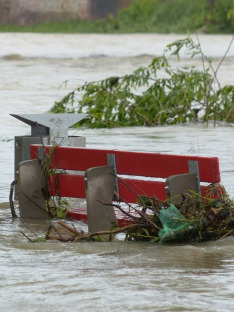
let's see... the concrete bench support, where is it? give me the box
[18,159,48,219]
[166,173,198,207]
[85,165,117,233]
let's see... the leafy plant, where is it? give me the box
[39,144,70,218]
[51,37,234,127]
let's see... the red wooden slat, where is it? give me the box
[119,178,166,201]
[49,174,86,198]
[48,173,218,204]
[31,145,220,183]
[48,173,167,201]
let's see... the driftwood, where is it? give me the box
[46,221,141,242]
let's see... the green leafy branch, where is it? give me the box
[51,37,234,127]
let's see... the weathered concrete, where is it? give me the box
[0,0,132,26]
[85,165,117,233]
[18,159,49,219]
[165,173,198,207]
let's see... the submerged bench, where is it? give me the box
[29,145,222,231]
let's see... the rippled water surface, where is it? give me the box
[0,33,234,311]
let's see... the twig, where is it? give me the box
[9,180,18,218]
[112,175,162,230]
[215,35,234,77]
[75,224,141,241]
[36,121,46,150]
[46,225,53,239]
[50,224,64,240]
[114,175,146,207]
[20,231,33,242]
[58,221,80,234]
[22,222,39,238]
[97,199,140,221]
[220,229,233,240]
[47,223,141,242]
[118,179,162,230]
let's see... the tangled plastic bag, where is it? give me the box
[157,204,198,243]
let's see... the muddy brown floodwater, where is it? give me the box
[0,33,234,312]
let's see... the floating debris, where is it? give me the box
[22,185,234,244]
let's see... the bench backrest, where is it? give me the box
[30,145,221,202]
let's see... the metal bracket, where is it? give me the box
[107,153,119,196]
[188,160,201,195]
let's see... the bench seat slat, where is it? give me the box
[67,207,134,227]
[31,145,221,183]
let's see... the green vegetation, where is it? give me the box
[0,0,233,34]
[39,144,70,219]
[50,37,234,127]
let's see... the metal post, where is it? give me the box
[188,160,201,195]
[107,153,119,196]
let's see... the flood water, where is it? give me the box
[0,33,234,311]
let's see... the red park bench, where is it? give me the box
[29,145,222,232]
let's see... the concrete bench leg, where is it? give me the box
[18,159,49,219]
[85,165,117,233]
[165,173,198,207]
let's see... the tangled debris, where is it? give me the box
[26,184,234,244]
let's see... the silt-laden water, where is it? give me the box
[0,33,234,311]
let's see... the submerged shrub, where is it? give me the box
[51,37,234,128]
